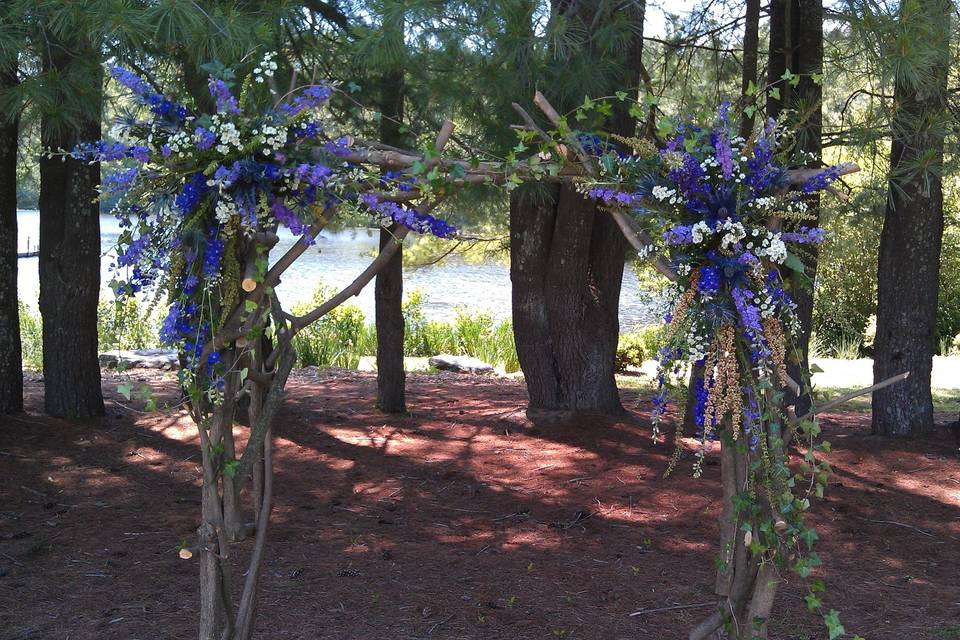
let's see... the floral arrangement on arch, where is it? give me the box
[73,52,455,393]
[579,106,838,463]
[560,101,859,638]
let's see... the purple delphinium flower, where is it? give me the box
[117,234,150,268]
[663,224,694,245]
[109,66,153,97]
[731,287,762,336]
[360,193,457,239]
[271,199,310,237]
[203,237,224,277]
[195,127,217,151]
[324,136,353,157]
[292,120,322,139]
[208,78,240,115]
[175,174,209,215]
[102,168,139,195]
[712,130,734,180]
[278,83,333,116]
[781,226,826,245]
[588,187,637,206]
[801,166,841,193]
[698,265,721,294]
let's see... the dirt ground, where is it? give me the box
[2,369,959,640]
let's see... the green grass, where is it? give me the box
[814,386,960,415]
[936,625,960,639]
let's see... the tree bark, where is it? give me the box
[510,184,627,419]
[375,60,407,413]
[38,50,104,419]
[873,0,950,436]
[767,0,823,417]
[739,0,761,140]
[0,69,22,414]
[509,0,645,421]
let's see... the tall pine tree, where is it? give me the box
[873,0,952,436]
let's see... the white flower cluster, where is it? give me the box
[652,185,679,204]
[700,155,720,171]
[210,115,243,155]
[718,218,746,251]
[637,243,656,259]
[254,124,288,155]
[215,194,239,224]
[751,195,778,210]
[746,228,787,264]
[691,220,713,244]
[253,52,278,84]
[685,323,711,361]
[166,130,192,156]
[755,288,777,318]
[784,198,809,215]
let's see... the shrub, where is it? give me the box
[291,286,371,369]
[813,200,881,353]
[615,333,646,373]
[97,298,160,351]
[18,300,43,371]
[936,224,960,350]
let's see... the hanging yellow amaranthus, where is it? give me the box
[702,323,743,439]
[762,316,789,388]
[668,269,701,338]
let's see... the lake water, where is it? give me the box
[16,210,658,329]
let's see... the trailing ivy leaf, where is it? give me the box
[823,609,845,640]
[783,252,806,274]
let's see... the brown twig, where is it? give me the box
[790,371,910,426]
[628,601,717,617]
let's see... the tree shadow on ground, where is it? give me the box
[1,371,958,640]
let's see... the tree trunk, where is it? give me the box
[509,0,645,421]
[873,0,950,436]
[767,0,822,417]
[375,63,406,413]
[38,52,104,420]
[739,0,761,140]
[376,224,405,412]
[0,69,22,414]
[510,184,627,419]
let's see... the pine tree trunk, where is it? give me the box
[38,52,104,419]
[375,65,406,414]
[510,184,627,420]
[873,0,950,436]
[0,69,22,414]
[509,0,645,421]
[376,224,405,412]
[767,0,823,417]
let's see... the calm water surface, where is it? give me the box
[16,210,657,329]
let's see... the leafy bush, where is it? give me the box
[402,290,519,371]
[97,298,160,351]
[18,300,42,370]
[936,224,960,350]
[813,201,881,354]
[291,282,373,369]
[615,333,646,372]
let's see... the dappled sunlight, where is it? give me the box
[3,373,959,639]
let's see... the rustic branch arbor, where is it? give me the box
[161,83,908,640]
